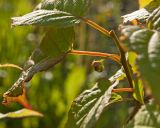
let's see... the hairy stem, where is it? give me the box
[112,88,133,93]
[109,31,133,88]
[69,50,120,63]
[81,17,110,37]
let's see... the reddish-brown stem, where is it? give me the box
[112,88,134,93]
[81,17,110,37]
[81,17,133,88]
[69,50,120,63]
[109,31,133,88]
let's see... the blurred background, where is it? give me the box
[0,0,138,128]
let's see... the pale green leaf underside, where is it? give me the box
[0,109,43,119]
[122,8,150,24]
[109,67,126,83]
[122,1,160,24]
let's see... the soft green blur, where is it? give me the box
[0,0,138,128]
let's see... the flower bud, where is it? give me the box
[91,60,104,72]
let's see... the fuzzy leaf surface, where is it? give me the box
[127,100,160,128]
[65,80,122,128]
[121,25,160,101]
[12,10,79,27]
[147,6,160,29]
[36,0,91,17]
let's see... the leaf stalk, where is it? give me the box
[69,50,120,63]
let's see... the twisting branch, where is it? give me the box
[81,17,134,88]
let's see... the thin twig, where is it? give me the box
[69,50,121,64]
[81,17,110,37]
[0,64,23,71]
[112,88,133,93]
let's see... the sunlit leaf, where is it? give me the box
[122,8,150,24]
[133,79,144,104]
[123,0,160,25]
[65,80,122,128]
[36,0,91,17]
[144,0,160,12]
[0,109,43,119]
[12,0,91,28]
[127,52,144,104]
[139,0,153,8]
[12,10,80,28]
[147,6,160,29]
[109,68,126,83]
[127,52,138,73]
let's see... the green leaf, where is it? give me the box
[3,52,68,107]
[127,52,144,104]
[127,100,160,128]
[122,25,160,101]
[146,31,160,100]
[147,6,160,29]
[122,8,150,24]
[120,25,141,38]
[40,27,74,57]
[139,0,153,8]
[3,26,73,107]
[109,68,126,83]
[144,0,160,12]
[12,0,91,27]
[36,0,91,17]
[65,80,122,128]
[129,29,154,53]
[122,0,160,24]
[127,52,138,73]
[148,31,160,69]
[0,109,43,119]
[133,79,144,104]
[12,10,80,28]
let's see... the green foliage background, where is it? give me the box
[0,0,138,128]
